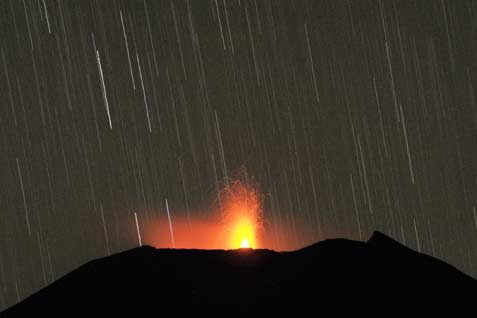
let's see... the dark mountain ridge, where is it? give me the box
[1,231,475,316]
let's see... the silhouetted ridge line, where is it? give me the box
[1,232,475,316]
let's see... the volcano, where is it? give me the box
[1,231,475,316]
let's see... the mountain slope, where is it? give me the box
[1,231,475,316]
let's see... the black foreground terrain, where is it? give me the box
[2,231,475,316]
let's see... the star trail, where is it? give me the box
[1,0,477,311]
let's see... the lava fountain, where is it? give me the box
[219,179,263,249]
[141,176,264,250]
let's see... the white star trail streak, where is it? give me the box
[134,212,142,247]
[473,206,477,234]
[165,199,175,248]
[136,52,152,133]
[1,1,477,311]
[100,205,110,255]
[304,23,320,104]
[41,0,51,34]
[95,49,112,129]
[120,9,136,90]
[16,158,31,236]
[399,103,415,184]
[413,219,421,253]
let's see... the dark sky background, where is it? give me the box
[1,0,477,310]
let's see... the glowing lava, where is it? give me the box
[144,174,266,250]
[232,220,254,248]
[219,178,263,249]
[240,239,250,248]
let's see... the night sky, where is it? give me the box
[1,0,477,310]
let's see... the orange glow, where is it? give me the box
[139,178,263,250]
[220,179,262,249]
[233,221,253,248]
[230,219,255,248]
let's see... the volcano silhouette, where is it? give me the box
[1,231,475,316]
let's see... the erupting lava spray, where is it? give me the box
[218,177,263,249]
[142,171,265,250]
